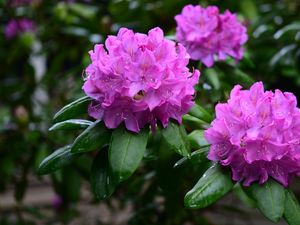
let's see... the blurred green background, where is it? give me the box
[1,0,300,224]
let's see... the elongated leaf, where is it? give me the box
[49,119,93,131]
[188,104,213,123]
[233,183,256,208]
[284,189,300,225]
[37,145,80,175]
[109,126,149,183]
[253,24,272,39]
[274,22,300,39]
[206,68,220,90]
[247,179,285,222]
[270,44,297,67]
[71,121,111,153]
[185,164,233,208]
[53,96,91,122]
[161,122,190,156]
[183,114,207,129]
[174,147,209,168]
[69,3,97,19]
[233,69,255,85]
[91,150,117,200]
[241,52,255,68]
[188,130,209,149]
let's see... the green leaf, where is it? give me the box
[188,130,209,149]
[274,22,300,39]
[253,24,273,39]
[174,147,209,168]
[241,51,255,68]
[91,150,117,200]
[233,183,256,208]
[34,147,48,171]
[206,68,220,90]
[37,145,80,175]
[247,179,285,222]
[284,189,300,225]
[232,69,255,85]
[239,0,258,20]
[161,122,190,156]
[61,167,81,202]
[71,121,111,153]
[109,126,149,183]
[270,44,297,68]
[49,119,93,131]
[68,3,97,19]
[182,114,208,129]
[184,164,233,208]
[53,96,91,122]
[188,104,213,123]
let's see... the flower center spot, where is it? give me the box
[133,90,145,100]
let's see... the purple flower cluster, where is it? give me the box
[52,194,63,210]
[205,82,300,186]
[175,5,248,67]
[83,27,200,132]
[7,0,89,6]
[66,0,92,3]
[5,19,36,40]
[8,0,33,7]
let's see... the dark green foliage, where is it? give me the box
[284,189,300,225]
[161,122,190,156]
[185,164,234,209]
[53,96,91,122]
[109,126,149,183]
[71,120,111,153]
[49,119,92,131]
[91,149,117,200]
[246,179,285,222]
[37,145,81,175]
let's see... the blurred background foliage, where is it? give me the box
[0,0,300,224]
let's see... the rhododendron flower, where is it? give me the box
[52,194,63,210]
[83,27,200,132]
[8,0,33,7]
[7,0,80,6]
[175,5,248,67]
[205,82,300,187]
[5,19,36,39]
[66,0,92,3]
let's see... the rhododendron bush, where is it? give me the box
[2,0,300,225]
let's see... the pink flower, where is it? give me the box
[83,27,200,132]
[205,82,300,187]
[52,194,63,210]
[5,18,36,40]
[8,0,32,7]
[7,0,42,7]
[175,5,248,67]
